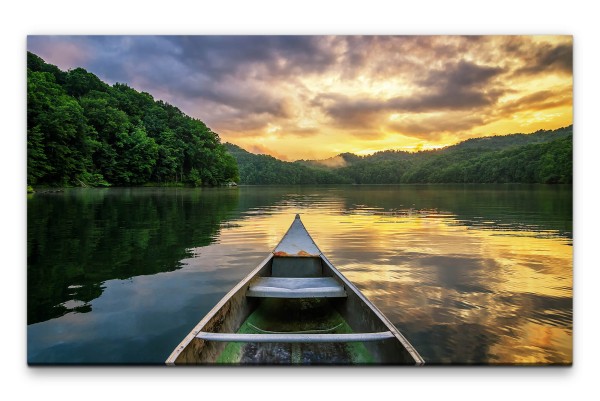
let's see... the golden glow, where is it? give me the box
[216,35,572,160]
[29,35,573,161]
[265,123,281,135]
[209,200,572,364]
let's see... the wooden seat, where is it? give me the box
[195,331,395,343]
[246,277,346,298]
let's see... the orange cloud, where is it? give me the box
[28,35,573,161]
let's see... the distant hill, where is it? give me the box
[229,125,572,185]
[443,125,573,152]
[224,143,351,184]
[335,125,573,184]
[299,125,572,167]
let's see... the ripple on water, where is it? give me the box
[27,185,572,364]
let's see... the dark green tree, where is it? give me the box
[27,52,241,187]
[27,70,93,185]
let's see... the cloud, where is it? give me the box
[79,36,317,132]
[511,40,573,76]
[490,88,573,120]
[386,114,486,141]
[164,36,339,81]
[26,35,573,160]
[27,36,91,71]
[316,60,506,136]
[285,127,320,137]
[419,60,504,90]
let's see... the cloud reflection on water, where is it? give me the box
[219,190,572,364]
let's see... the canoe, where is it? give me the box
[166,214,424,365]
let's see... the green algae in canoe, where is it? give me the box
[215,299,375,364]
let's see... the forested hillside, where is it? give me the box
[230,126,572,185]
[27,52,238,187]
[225,143,351,184]
[27,51,571,187]
[445,126,573,152]
[337,126,572,184]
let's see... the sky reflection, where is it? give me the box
[219,194,572,364]
[28,185,572,364]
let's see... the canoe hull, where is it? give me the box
[167,254,423,365]
[166,215,424,365]
[165,255,271,365]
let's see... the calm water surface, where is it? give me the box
[27,185,572,365]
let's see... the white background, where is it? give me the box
[2,1,596,400]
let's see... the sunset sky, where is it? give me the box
[27,35,573,161]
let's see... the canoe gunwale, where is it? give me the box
[320,254,425,365]
[165,253,273,365]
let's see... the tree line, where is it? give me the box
[27,51,571,187]
[27,52,238,187]
[230,126,572,185]
[225,143,352,184]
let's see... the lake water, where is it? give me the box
[27,185,572,365]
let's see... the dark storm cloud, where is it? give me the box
[420,60,504,88]
[194,84,293,119]
[318,60,506,131]
[492,88,573,118]
[386,115,486,141]
[106,36,336,122]
[27,36,506,125]
[518,43,573,75]
[27,35,572,153]
[169,36,339,78]
[28,35,337,118]
[504,38,573,76]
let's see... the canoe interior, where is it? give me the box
[169,255,422,365]
[216,298,375,364]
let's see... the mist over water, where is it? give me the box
[27,185,572,364]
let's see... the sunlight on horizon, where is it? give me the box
[28,35,573,161]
